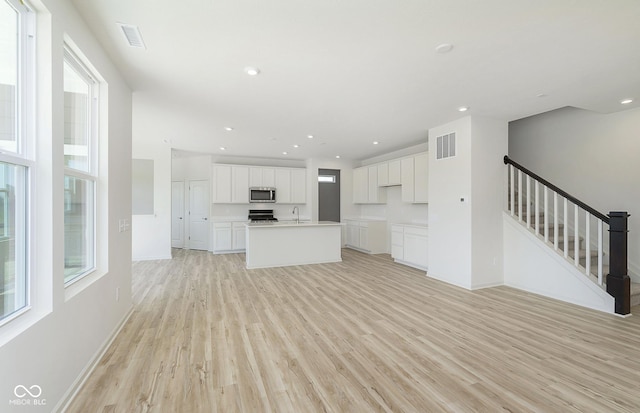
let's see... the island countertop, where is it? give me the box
[245,220,343,228]
[245,221,342,269]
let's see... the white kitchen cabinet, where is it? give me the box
[346,220,360,247]
[377,160,401,187]
[212,165,232,203]
[213,221,247,253]
[232,166,249,203]
[353,166,385,204]
[401,157,415,202]
[212,222,232,252]
[291,168,306,204]
[414,153,428,203]
[391,223,428,270]
[368,166,386,203]
[262,168,276,187]
[401,153,428,204]
[391,224,404,260]
[274,168,306,204]
[250,167,276,187]
[377,163,389,186]
[232,222,246,250]
[353,167,368,204]
[344,219,386,254]
[388,159,401,186]
[214,163,304,204]
[249,167,262,187]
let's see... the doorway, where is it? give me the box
[318,169,340,222]
[171,180,210,250]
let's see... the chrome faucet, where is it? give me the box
[292,206,299,223]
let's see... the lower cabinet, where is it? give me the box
[344,219,387,254]
[213,221,247,253]
[391,224,428,270]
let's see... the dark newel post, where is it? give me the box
[607,211,630,315]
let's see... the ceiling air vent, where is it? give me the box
[117,23,146,49]
[436,132,456,160]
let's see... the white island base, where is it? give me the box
[245,221,343,269]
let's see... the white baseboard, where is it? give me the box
[56,306,134,412]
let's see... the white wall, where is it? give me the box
[509,106,640,281]
[0,0,133,411]
[427,116,507,289]
[428,117,473,288]
[470,116,508,288]
[504,213,614,313]
[132,95,173,260]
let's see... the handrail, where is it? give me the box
[504,155,610,224]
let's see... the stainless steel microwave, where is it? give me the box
[249,187,276,203]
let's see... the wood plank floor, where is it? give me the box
[67,248,640,412]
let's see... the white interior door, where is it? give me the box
[171,181,185,248]
[189,180,210,250]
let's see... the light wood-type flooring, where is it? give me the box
[67,248,640,412]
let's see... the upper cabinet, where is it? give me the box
[275,168,291,203]
[212,165,232,203]
[249,167,275,187]
[401,157,415,202]
[354,152,428,205]
[232,166,249,203]
[353,166,386,204]
[213,164,306,204]
[401,153,428,204]
[413,153,428,203]
[377,159,401,187]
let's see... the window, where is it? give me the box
[63,46,98,284]
[0,0,34,323]
[318,175,336,183]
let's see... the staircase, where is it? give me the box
[504,156,638,314]
[513,202,640,308]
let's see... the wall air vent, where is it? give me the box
[117,23,146,49]
[436,132,456,160]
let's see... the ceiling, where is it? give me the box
[70,0,640,161]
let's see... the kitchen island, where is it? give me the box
[245,221,343,269]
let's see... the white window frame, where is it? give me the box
[62,45,99,286]
[0,0,35,327]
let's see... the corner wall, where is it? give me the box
[427,116,507,290]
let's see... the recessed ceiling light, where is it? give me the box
[536,93,547,98]
[620,98,634,105]
[293,144,299,148]
[282,151,288,155]
[244,67,260,76]
[335,155,340,159]
[219,147,226,151]
[435,43,454,54]
[307,135,314,139]
[458,106,469,112]
[373,141,379,145]
[224,127,234,131]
